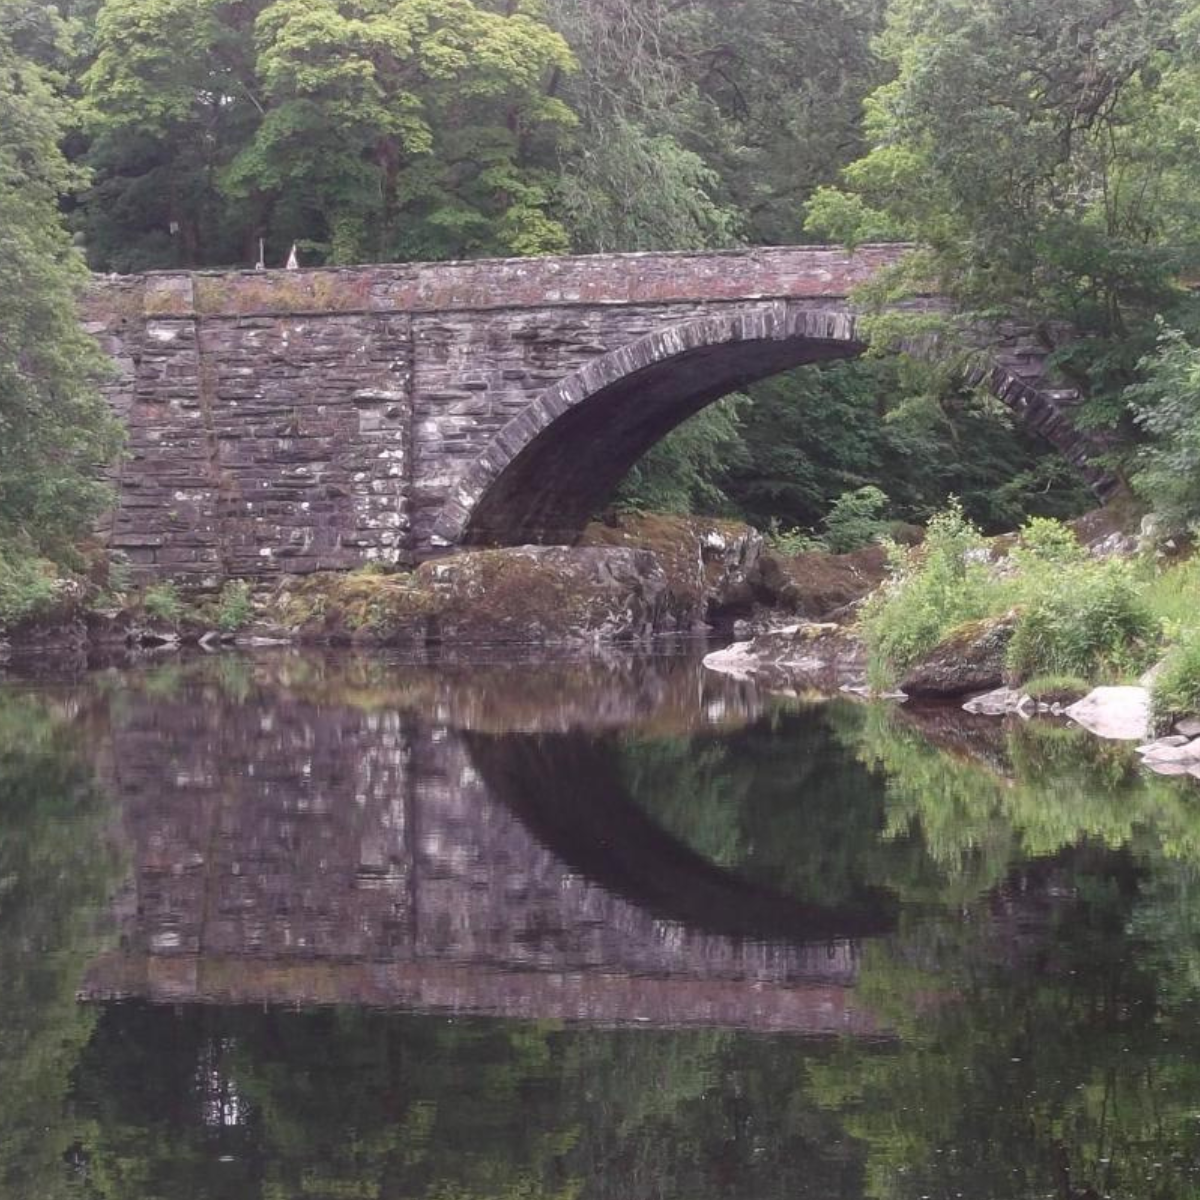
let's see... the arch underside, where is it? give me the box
[432,304,1113,551]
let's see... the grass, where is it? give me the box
[1021,674,1091,703]
[861,507,1174,694]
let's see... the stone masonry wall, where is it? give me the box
[84,244,1107,582]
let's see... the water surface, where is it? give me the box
[4,649,1200,1198]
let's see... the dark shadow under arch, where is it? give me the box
[432,302,1115,550]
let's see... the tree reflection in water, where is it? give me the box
[3,657,1200,1197]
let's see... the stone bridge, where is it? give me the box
[87,245,1110,582]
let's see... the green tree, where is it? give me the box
[807,0,1200,418]
[0,0,120,563]
[81,0,577,267]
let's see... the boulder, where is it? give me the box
[418,546,673,644]
[704,622,867,693]
[279,545,677,646]
[1064,687,1151,742]
[1176,717,1200,738]
[901,615,1017,698]
[581,513,764,628]
[752,544,890,622]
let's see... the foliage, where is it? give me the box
[821,485,889,554]
[1128,324,1200,532]
[213,579,254,633]
[861,508,1162,688]
[0,550,59,628]
[1152,626,1200,728]
[1143,552,1200,641]
[614,397,746,516]
[763,521,823,556]
[140,581,183,623]
[859,501,997,687]
[81,0,578,267]
[806,0,1200,430]
[718,359,1092,536]
[1007,558,1156,681]
[1020,673,1090,703]
[0,0,121,563]
[544,0,883,250]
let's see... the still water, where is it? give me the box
[4,648,1200,1199]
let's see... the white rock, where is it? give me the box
[1064,686,1151,741]
[1138,740,1200,765]
[1176,717,1200,738]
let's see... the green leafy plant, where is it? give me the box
[214,580,253,633]
[764,519,823,556]
[822,485,890,554]
[141,582,183,624]
[859,500,997,687]
[1152,628,1200,731]
[1007,559,1155,682]
[0,550,58,628]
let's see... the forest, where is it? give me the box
[5,0,1200,584]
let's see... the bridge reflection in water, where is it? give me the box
[81,653,889,1036]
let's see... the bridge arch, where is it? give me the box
[432,302,1112,550]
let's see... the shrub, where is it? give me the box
[860,500,997,687]
[1128,326,1200,534]
[822,486,890,554]
[1152,627,1200,729]
[1007,559,1156,682]
[764,519,823,556]
[1009,516,1088,572]
[1143,555,1200,643]
[141,582,183,623]
[0,550,58,628]
[214,580,254,632]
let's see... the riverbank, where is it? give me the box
[0,513,889,667]
[704,501,1200,771]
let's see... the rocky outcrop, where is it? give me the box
[580,513,764,626]
[752,544,890,621]
[703,623,868,693]
[277,545,682,647]
[901,615,1017,698]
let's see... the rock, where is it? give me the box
[901,615,1017,698]
[704,622,867,693]
[279,546,680,647]
[580,513,764,628]
[751,544,890,622]
[1064,687,1151,742]
[1145,760,1194,777]
[962,687,1026,716]
[1176,717,1200,738]
[420,547,674,644]
[1089,530,1139,559]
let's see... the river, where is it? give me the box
[2,647,1199,1198]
